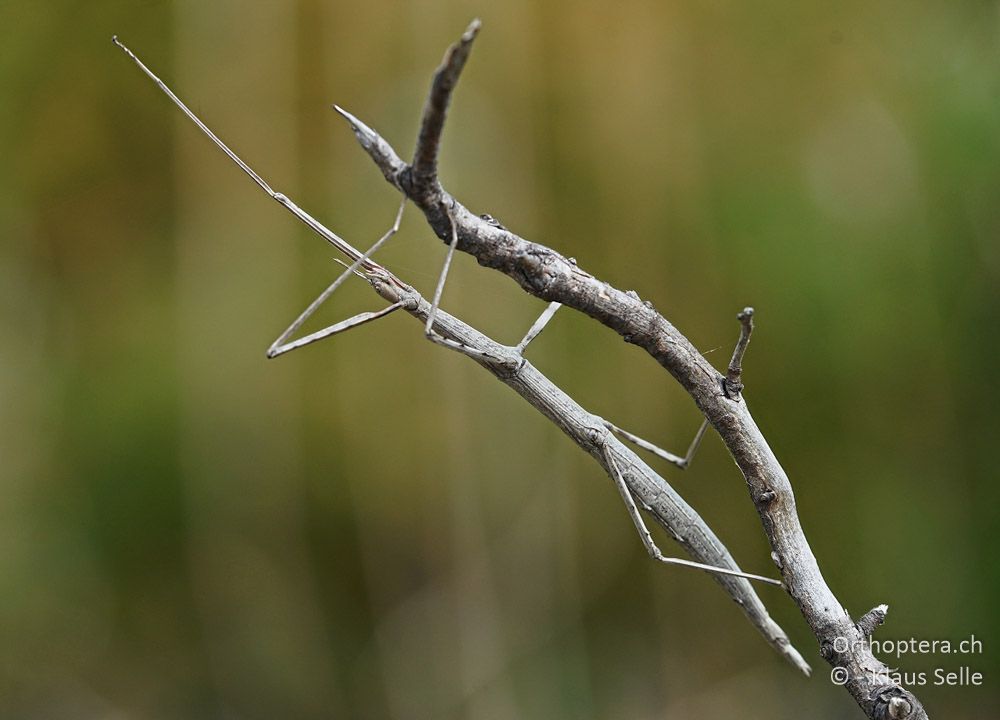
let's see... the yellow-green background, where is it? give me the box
[1,1,997,718]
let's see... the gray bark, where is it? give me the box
[115,18,930,718]
[364,268,809,672]
[334,21,930,720]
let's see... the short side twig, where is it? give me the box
[409,18,481,194]
[332,105,408,189]
[724,307,754,399]
[856,604,889,639]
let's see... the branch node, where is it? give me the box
[872,686,926,720]
[479,213,506,230]
[889,698,912,719]
[724,306,754,399]
[856,603,889,638]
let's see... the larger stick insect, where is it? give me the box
[111,29,782,591]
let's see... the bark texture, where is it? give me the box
[335,20,929,720]
[116,18,930,719]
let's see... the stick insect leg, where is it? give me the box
[517,302,562,353]
[601,443,780,586]
[605,418,709,470]
[423,203,491,359]
[267,198,407,358]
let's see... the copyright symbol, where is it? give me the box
[830,667,850,686]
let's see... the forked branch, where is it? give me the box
[330,20,928,720]
[115,20,928,718]
[114,32,809,673]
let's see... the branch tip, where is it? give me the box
[725,306,755,398]
[410,19,482,192]
[333,105,408,189]
[332,105,375,144]
[856,603,889,638]
[463,18,483,41]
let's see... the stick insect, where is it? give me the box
[113,35,777,588]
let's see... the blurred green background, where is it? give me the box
[1,1,997,718]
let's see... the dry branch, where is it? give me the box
[113,31,806,671]
[115,18,930,719]
[333,20,929,720]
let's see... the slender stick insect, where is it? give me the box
[112,35,778,587]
